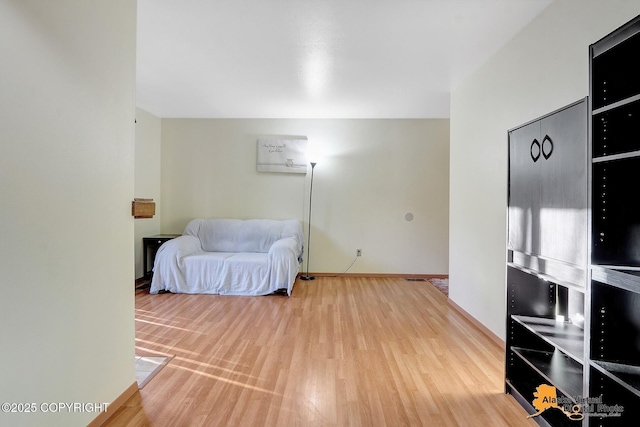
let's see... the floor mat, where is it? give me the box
[135,355,172,389]
[428,278,449,297]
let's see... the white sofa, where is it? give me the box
[150,218,304,296]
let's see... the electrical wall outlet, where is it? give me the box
[356,249,362,257]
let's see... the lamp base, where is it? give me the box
[300,275,315,281]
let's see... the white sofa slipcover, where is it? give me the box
[150,218,304,296]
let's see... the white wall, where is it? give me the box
[450,1,640,340]
[161,119,450,275]
[0,1,136,426]
[134,108,162,279]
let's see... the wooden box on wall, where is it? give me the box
[132,199,155,219]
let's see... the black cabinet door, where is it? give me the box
[538,101,588,267]
[508,120,542,256]
[508,99,587,268]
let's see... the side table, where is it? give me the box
[142,234,181,280]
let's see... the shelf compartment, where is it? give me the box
[591,360,640,399]
[512,315,585,363]
[513,347,584,400]
[589,365,640,426]
[590,278,640,367]
[592,95,640,157]
[508,356,584,427]
[509,316,556,357]
[591,18,640,110]
[507,266,585,328]
[592,156,640,266]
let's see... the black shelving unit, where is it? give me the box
[506,94,588,427]
[506,263,587,427]
[588,15,640,427]
[588,267,640,425]
[506,14,640,427]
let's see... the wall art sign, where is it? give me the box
[257,136,308,174]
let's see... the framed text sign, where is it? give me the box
[257,136,308,174]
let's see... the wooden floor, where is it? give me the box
[105,277,537,427]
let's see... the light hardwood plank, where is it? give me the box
[104,277,537,427]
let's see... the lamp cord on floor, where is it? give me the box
[323,256,359,278]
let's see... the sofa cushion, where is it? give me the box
[183,218,303,254]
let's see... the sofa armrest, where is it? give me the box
[154,235,202,263]
[268,237,302,262]
[268,237,303,295]
[150,235,203,294]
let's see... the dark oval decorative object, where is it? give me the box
[542,135,554,159]
[530,139,541,162]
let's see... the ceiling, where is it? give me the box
[136,0,552,119]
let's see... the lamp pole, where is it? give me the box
[301,162,316,281]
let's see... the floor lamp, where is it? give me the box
[301,162,317,281]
